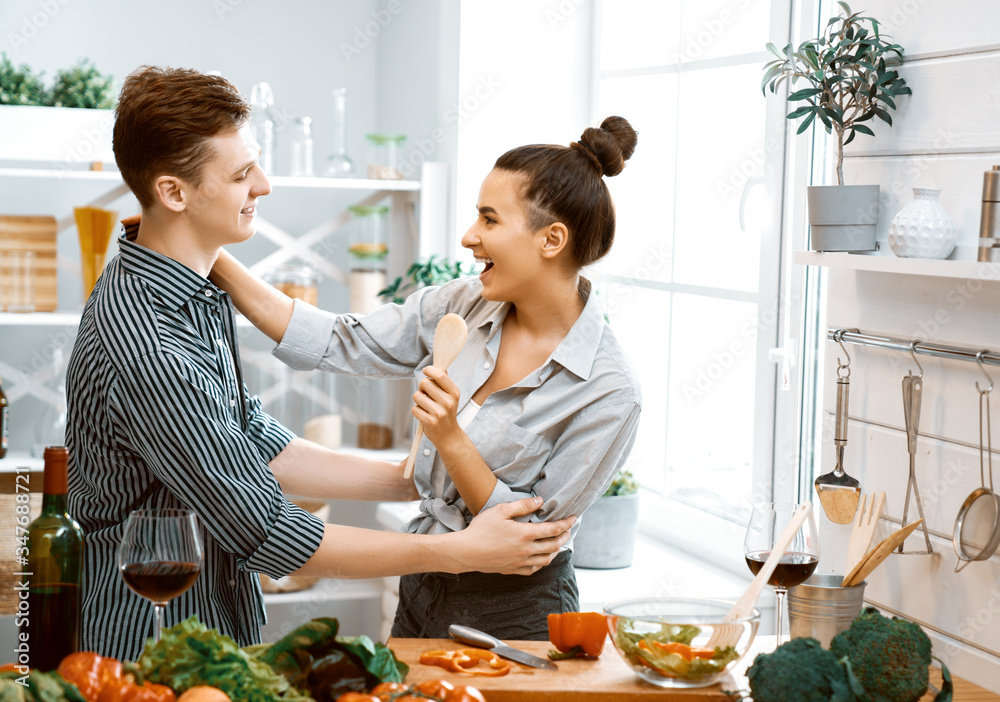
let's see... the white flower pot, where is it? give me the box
[0,105,115,166]
[571,493,639,569]
[888,186,957,259]
[807,184,880,252]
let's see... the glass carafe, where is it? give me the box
[249,82,275,175]
[324,88,354,178]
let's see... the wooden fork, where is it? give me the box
[844,491,885,576]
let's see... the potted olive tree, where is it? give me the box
[762,2,911,252]
[0,55,116,165]
[571,469,640,569]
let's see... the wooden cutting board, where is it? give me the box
[0,215,58,311]
[386,638,739,701]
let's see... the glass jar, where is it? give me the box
[249,82,276,174]
[355,377,393,450]
[365,133,406,180]
[348,205,389,314]
[289,116,314,177]
[264,264,319,306]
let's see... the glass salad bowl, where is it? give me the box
[604,597,759,688]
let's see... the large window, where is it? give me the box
[592,0,801,568]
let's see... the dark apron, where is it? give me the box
[390,550,579,640]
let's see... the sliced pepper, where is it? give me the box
[547,611,608,659]
[418,649,511,676]
[639,639,715,662]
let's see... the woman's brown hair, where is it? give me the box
[493,116,637,268]
[113,66,251,209]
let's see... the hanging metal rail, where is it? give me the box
[827,329,1000,368]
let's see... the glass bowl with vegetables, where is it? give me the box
[604,597,759,688]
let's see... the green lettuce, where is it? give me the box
[615,618,740,682]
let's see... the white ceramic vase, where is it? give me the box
[888,187,957,259]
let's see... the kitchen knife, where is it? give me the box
[448,624,559,671]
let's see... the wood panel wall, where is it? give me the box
[813,0,1000,691]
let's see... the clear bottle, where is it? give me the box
[22,446,84,670]
[348,205,389,315]
[289,117,314,177]
[0,374,8,458]
[249,82,276,175]
[324,88,354,178]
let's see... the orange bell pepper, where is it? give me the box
[418,649,511,677]
[58,652,175,702]
[637,639,717,666]
[547,611,607,659]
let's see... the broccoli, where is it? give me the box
[745,637,861,702]
[830,607,941,702]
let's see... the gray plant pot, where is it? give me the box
[807,184,880,252]
[571,493,639,569]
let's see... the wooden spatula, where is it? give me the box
[402,313,468,479]
[841,518,924,587]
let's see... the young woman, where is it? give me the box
[211,116,641,639]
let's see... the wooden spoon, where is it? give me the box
[402,313,468,479]
[841,518,924,587]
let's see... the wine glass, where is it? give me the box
[118,508,203,643]
[744,502,820,645]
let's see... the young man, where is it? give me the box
[65,66,573,661]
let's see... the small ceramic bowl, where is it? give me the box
[604,597,759,688]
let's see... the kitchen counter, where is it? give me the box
[388,636,1000,701]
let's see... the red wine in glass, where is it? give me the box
[121,561,201,603]
[743,503,820,644]
[744,551,819,589]
[118,508,203,642]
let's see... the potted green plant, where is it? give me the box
[571,469,640,569]
[0,55,116,165]
[762,2,911,252]
[377,255,474,304]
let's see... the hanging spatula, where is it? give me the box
[815,374,862,523]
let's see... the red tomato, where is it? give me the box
[446,686,487,702]
[334,694,379,702]
[414,679,455,697]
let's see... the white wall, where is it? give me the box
[453,0,595,255]
[810,0,1000,690]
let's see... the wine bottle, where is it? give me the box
[22,446,84,671]
[0,374,9,458]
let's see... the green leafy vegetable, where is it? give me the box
[614,619,739,682]
[138,616,309,702]
[0,669,88,702]
[256,618,407,701]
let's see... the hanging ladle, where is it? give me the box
[898,341,934,554]
[953,351,1000,572]
[815,329,862,524]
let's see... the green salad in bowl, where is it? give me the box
[605,597,759,688]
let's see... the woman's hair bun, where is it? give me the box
[577,115,637,177]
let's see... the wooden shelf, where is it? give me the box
[794,250,999,280]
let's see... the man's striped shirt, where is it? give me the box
[65,235,324,661]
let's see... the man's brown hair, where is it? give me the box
[113,66,251,209]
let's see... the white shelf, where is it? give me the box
[0,312,81,326]
[794,250,999,280]
[0,167,420,192]
[0,451,44,472]
[261,576,382,605]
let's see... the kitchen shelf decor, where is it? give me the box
[888,187,957,260]
[794,250,1000,280]
[762,2,911,252]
